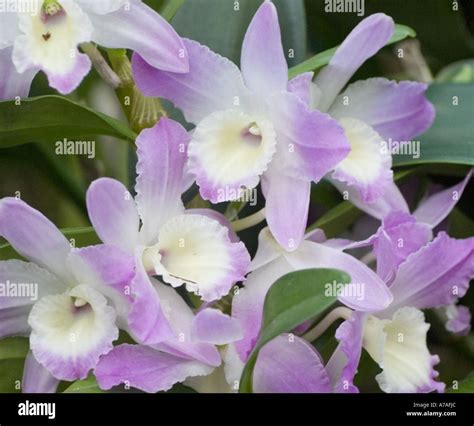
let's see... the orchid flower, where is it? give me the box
[94,272,242,393]
[0,0,188,98]
[327,212,474,393]
[85,117,250,347]
[0,197,135,391]
[213,225,392,392]
[94,277,243,393]
[225,171,472,393]
[295,13,435,207]
[289,172,472,393]
[132,0,350,251]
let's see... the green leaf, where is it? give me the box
[160,0,186,21]
[288,23,415,78]
[448,372,474,393]
[172,0,306,67]
[239,268,351,393]
[0,96,136,149]
[436,60,474,83]
[64,375,104,393]
[0,337,29,393]
[393,83,474,167]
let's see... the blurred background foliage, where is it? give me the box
[0,0,473,392]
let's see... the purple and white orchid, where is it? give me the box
[85,117,251,347]
[0,197,135,391]
[327,212,474,393]
[224,171,473,393]
[132,0,350,251]
[0,0,188,98]
[308,13,435,206]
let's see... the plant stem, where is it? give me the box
[231,208,266,232]
[302,307,352,342]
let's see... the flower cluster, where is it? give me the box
[0,0,472,394]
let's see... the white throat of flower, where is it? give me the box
[188,110,277,197]
[363,307,438,393]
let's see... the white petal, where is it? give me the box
[0,9,19,49]
[13,0,93,75]
[143,214,249,301]
[188,109,277,203]
[332,117,393,203]
[363,307,444,393]
[29,284,118,380]
[75,0,126,15]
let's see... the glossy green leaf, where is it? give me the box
[160,0,186,21]
[64,375,104,393]
[239,268,351,393]
[288,23,415,78]
[0,337,29,393]
[448,372,474,393]
[393,83,474,166]
[0,96,136,149]
[436,60,474,83]
[172,0,306,66]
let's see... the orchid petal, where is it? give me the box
[331,178,409,220]
[29,284,118,381]
[364,307,444,393]
[187,109,277,203]
[287,72,314,106]
[191,308,243,345]
[13,0,93,94]
[0,260,64,311]
[253,334,331,393]
[151,279,221,367]
[387,232,474,312]
[132,39,249,124]
[67,245,135,322]
[262,163,311,251]
[270,91,350,183]
[128,254,174,345]
[86,178,140,253]
[445,304,471,336]
[285,241,393,311]
[314,13,394,111]
[75,0,126,14]
[135,118,189,246]
[0,47,37,100]
[240,1,287,97]
[331,117,393,203]
[413,170,473,228]
[95,344,213,393]
[22,351,59,393]
[329,78,435,141]
[89,0,188,72]
[373,211,432,283]
[327,312,367,393]
[0,198,73,283]
[149,213,250,302]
